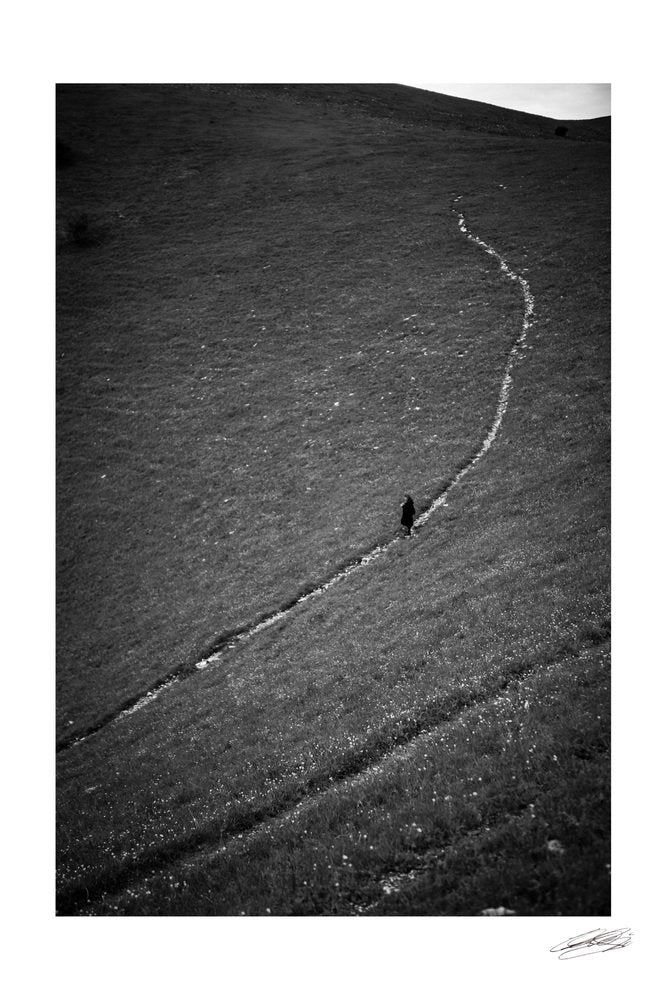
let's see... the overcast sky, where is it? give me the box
[409,84,610,120]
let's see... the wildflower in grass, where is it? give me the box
[547,839,565,856]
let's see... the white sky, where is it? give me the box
[408,83,610,120]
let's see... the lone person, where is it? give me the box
[400,494,415,536]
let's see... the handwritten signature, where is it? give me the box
[550,927,633,960]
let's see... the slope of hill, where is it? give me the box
[56,84,610,916]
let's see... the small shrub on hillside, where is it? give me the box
[56,139,76,168]
[577,620,610,646]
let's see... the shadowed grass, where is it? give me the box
[57,88,521,738]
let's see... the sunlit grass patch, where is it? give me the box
[79,644,609,915]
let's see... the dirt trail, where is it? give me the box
[57,200,535,754]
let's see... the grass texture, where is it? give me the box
[56,84,610,915]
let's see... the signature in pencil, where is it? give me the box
[550,927,633,960]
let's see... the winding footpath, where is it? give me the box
[57,200,535,754]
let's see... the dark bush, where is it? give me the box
[56,139,76,168]
[554,126,568,138]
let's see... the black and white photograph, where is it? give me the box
[6,0,665,996]
[55,79,612,920]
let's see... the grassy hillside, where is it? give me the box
[56,84,610,916]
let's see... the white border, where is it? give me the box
[4,2,663,996]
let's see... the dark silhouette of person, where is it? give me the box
[400,494,415,536]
